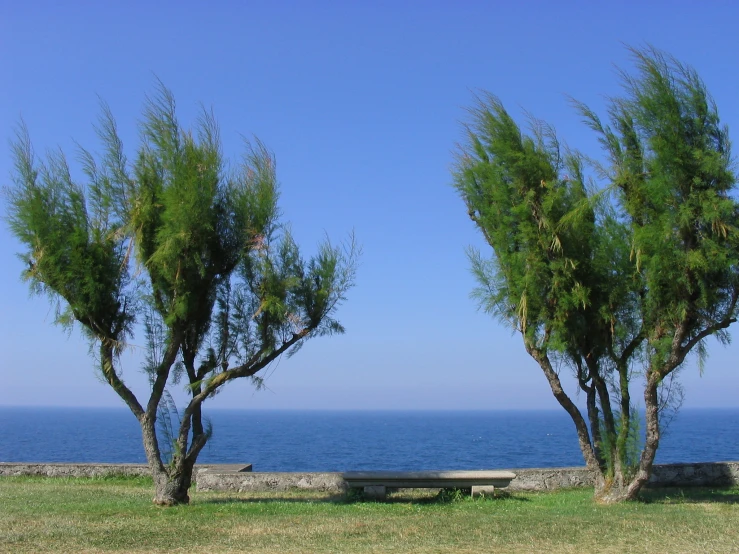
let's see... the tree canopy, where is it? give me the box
[454,46,739,502]
[7,84,358,505]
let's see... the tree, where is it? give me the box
[453,47,739,502]
[7,85,359,505]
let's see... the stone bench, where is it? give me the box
[342,470,517,500]
[196,464,252,474]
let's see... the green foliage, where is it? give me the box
[454,46,739,497]
[157,390,183,467]
[344,487,367,502]
[435,487,471,503]
[7,125,134,350]
[577,46,739,371]
[600,406,641,479]
[6,83,358,497]
[456,95,617,359]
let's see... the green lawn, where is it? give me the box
[1,476,737,553]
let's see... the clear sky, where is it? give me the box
[2,0,738,410]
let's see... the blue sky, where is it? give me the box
[2,0,738,410]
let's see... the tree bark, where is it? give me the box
[623,372,661,500]
[151,461,195,506]
[139,412,195,505]
[525,343,605,492]
[591,372,660,503]
[615,359,632,480]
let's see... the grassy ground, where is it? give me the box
[0,476,737,553]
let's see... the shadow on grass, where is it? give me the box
[198,493,348,505]
[640,487,739,505]
[401,493,530,505]
[196,488,531,505]
[196,486,738,506]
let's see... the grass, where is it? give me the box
[0,476,738,553]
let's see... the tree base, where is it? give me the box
[152,472,193,506]
[153,494,190,506]
[594,481,641,504]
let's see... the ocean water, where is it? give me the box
[0,407,736,471]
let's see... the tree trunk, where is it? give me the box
[139,412,196,505]
[151,462,195,506]
[624,372,661,500]
[525,344,606,492]
[615,360,632,481]
[594,476,633,503]
[592,373,661,503]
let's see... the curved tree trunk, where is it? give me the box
[525,342,657,503]
[526,345,606,492]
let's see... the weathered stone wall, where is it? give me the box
[504,466,594,491]
[196,461,739,492]
[0,463,251,482]
[500,463,739,491]
[3,461,738,492]
[0,463,152,478]
[649,461,739,488]
[197,471,347,493]
[196,461,739,493]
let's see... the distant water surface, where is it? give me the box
[0,407,736,471]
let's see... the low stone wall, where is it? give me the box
[650,461,739,488]
[197,461,739,493]
[504,466,595,491]
[0,463,251,482]
[197,471,346,493]
[3,461,738,493]
[0,463,152,478]
[503,463,739,490]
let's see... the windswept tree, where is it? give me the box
[454,47,739,502]
[7,85,359,505]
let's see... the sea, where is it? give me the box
[0,407,736,471]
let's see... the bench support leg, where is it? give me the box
[471,485,495,498]
[363,485,387,500]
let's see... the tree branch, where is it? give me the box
[145,330,182,417]
[525,342,602,476]
[178,328,311,445]
[100,341,144,419]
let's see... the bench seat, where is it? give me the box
[343,470,516,499]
